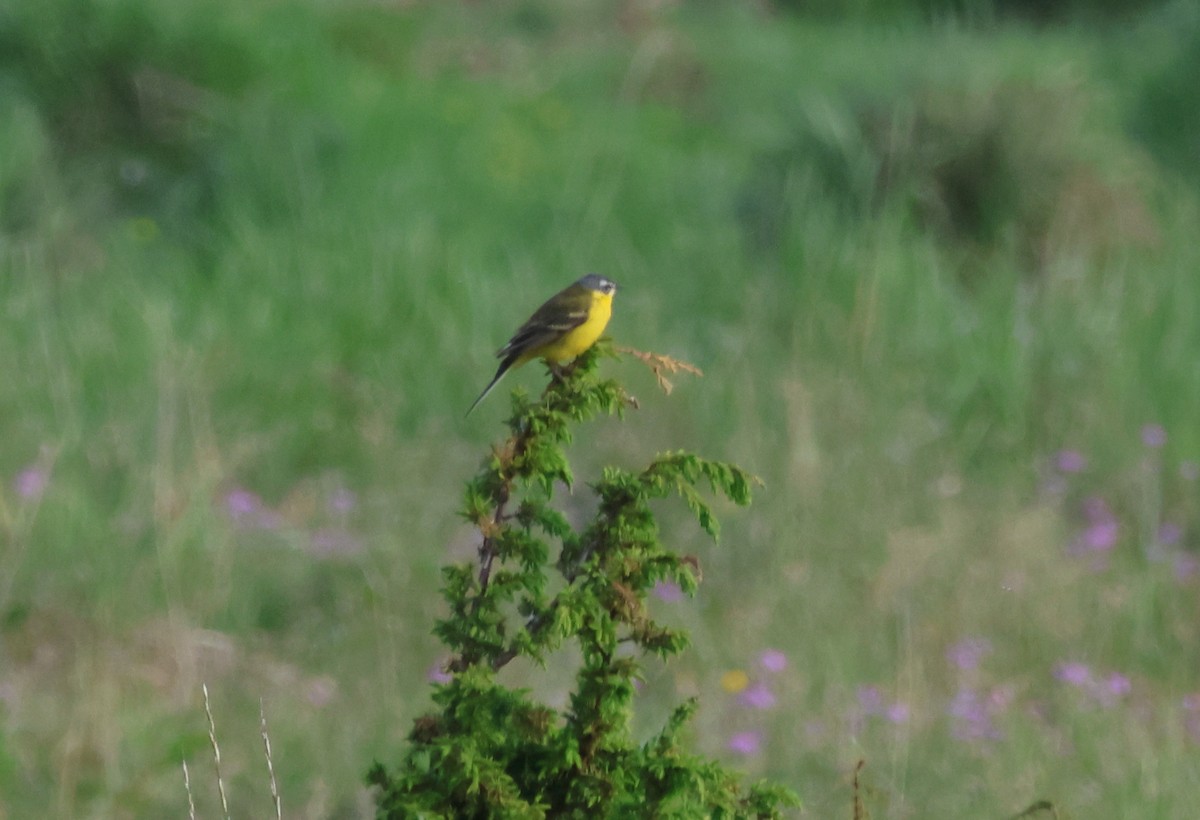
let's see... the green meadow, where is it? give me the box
[3,0,1200,816]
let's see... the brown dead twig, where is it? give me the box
[852,759,866,820]
[1009,801,1060,820]
[615,346,703,396]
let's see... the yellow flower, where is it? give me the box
[720,669,749,694]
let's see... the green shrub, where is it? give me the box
[1131,10,1200,185]
[368,346,800,818]
[740,78,1154,279]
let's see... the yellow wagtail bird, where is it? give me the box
[467,273,618,415]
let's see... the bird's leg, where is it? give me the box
[559,357,588,379]
[547,361,568,381]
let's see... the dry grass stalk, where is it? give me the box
[203,682,231,820]
[261,698,282,820]
[181,759,197,820]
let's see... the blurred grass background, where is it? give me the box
[3,0,1200,816]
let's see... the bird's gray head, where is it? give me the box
[578,273,617,295]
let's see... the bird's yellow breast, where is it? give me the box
[536,290,613,364]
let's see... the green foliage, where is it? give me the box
[369,347,799,818]
[0,0,257,252]
[1131,6,1200,186]
[770,0,1165,24]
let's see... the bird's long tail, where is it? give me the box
[466,353,520,416]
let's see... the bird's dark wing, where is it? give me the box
[495,285,590,358]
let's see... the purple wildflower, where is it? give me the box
[14,466,48,501]
[329,487,357,513]
[224,489,284,530]
[946,638,992,672]
[988,683,1016,713]
[1181,461,1200,481]
[1069,497,1119,558]
[427,661,452,684]
[1157,522,1183,547]
[948,687,1001,741]
[1055,661,1092,687]
[1076,672,1132,709]
[225,489,262,521]
[948,688,982,722]
[739,682,776,710]
[1185,701,1200,744]
[1174,553,1199,582]
[652,581,684,602]
[727,731,762,756]
[1083,520,1119,552]
[857,685,884,716]
[1054,450,1087,473]
[886,702,910,724]
[310,527,364,557]
[306,676,337,708]
[758,649,788,673]
[1141,424,1167,448]
[1104,672,1131,699]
